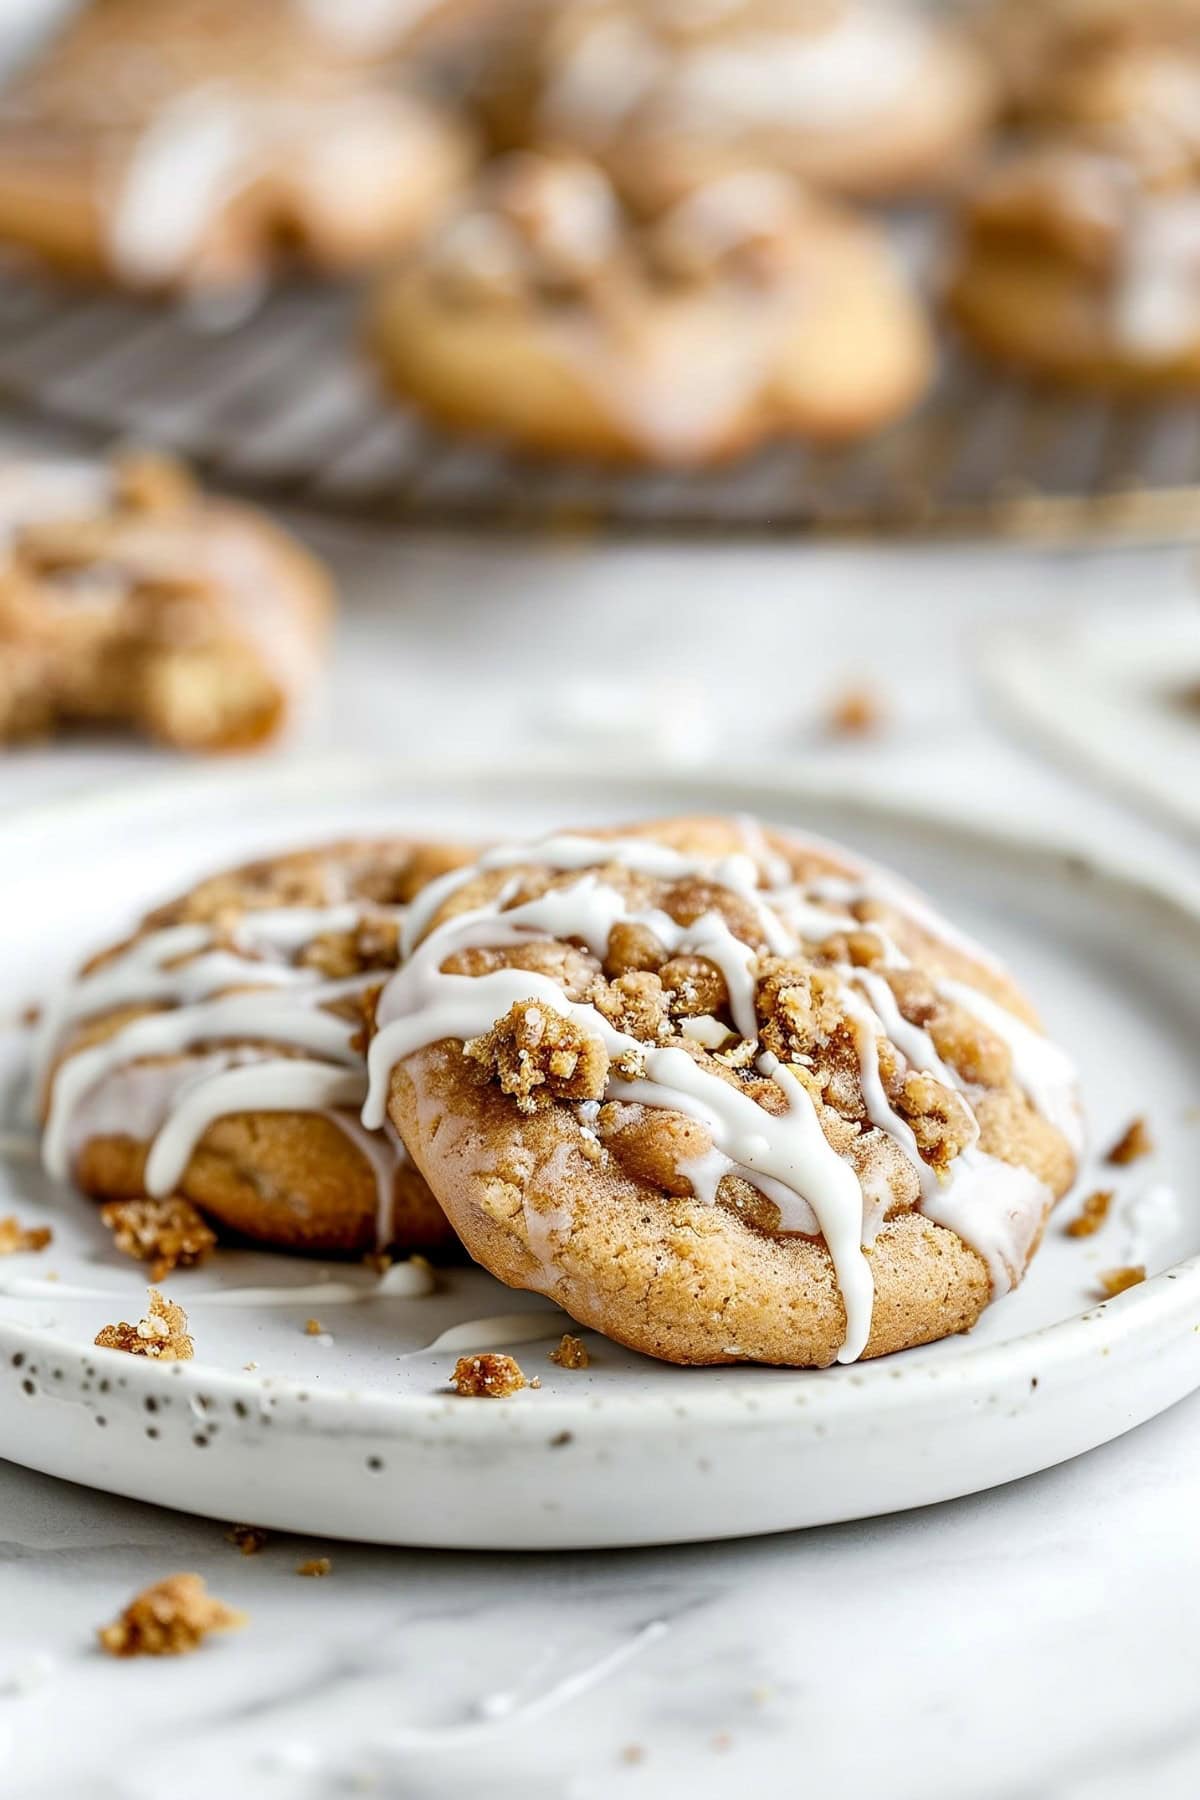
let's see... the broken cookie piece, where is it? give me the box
[100,1195,216,1281]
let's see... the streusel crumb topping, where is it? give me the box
[450,1352,529,1397]
[94,1288,193,1361]
[0,1216,52,1255]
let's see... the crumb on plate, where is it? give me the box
[0,1215,52,1256]
[94,1288,193,1361]
[297,1558,331,1578]
[823,682,887,738]
[98,1574,245,1657]
[100,1194,216,1281]
[1098,1265,1146,1297]
[1107,1117,1153,1165]
[1064,1189,1114,1239]
[450,1352,528,1398]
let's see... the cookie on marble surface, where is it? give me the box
[0,0,475,292]
[368,151,934,465]
[38,838,474,1257]
[946,146,1200,392]
[0,450,331,751]
[483,0,996,209]
[365,816,1081,1367]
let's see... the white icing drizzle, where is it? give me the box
[40,903,408,1245]
[937,979,1084,1157]
[368,828,1082,1360]
[413,1312,570,1355]
[0,461,113,556]
[1113,193,1200,359]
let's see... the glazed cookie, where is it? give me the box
[364,817,1082,1368]
[993,1,1200,180]
[0,0,475,292]
[38,839,474,1256]
[946,147,1200,391]
[0,450,331,750]
[369,152,933,464]
[485,0,996,209]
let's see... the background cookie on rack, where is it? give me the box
[368,151,934,465]
[0,0,477,293]
[481,0,997,212]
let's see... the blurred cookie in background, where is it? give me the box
[367,151,935,465]
[482,0,997,212]
[992,0,1200,182]
[946,144,1200,392]
[0,0,476,294]
[0,449,332,749]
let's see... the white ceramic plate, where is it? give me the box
[2,758,1199,1550]
[986,598,1200,840]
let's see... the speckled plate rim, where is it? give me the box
[3,750,1200,1449]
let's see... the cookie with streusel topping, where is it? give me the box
[0,0,474,292]
[946,146,1200,391]
[368,151,933,465]
[483,0,996,210]
[366,816,1081,1367]
[0,450,329,751]
[39,839,473,1256]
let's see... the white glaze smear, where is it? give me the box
[367,829,1082,1362]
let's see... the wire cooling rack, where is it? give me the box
[1,266,1200,539]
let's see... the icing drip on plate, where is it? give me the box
[39,902,408,1247]
[367,829,1081,1363]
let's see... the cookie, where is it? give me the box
[0,450,331,750]
[368,152,933,464]
[946,147,1200,391]
[38,838,474,1257]
[994,1,1200,180]
[484,0,996,209]
[364,817,1082,1368]
[0,0,475,292]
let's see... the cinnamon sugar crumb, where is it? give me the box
[100,1195,216,1281]
[226,1524,268,1556]
[0,1216,52,1255]
[1107,1117,1153,1165]
[98,1574,245,1658]
[1098,1265,1146,1297]
[296,1558,331,1578]
[549,1333,590,1369]
[823,682,887,738]
[94,1288,193,1360]
[1064,1189,1114,1239]
[450,1352,528,1398]
[304,1318,324,1336]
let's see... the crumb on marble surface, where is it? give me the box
[297,1558,331,1578]
[549,1333,590,1369]
[1099,1265,1146,1297]
[227,1524,268,1556]
[1064,1189,1114,1238]
[0,1215,52,1255]
[94,1288,193,1360]
[97,1574,245,1658]
[1107,1117,1153,1165]
[822,682,887,738]
[100,1195,216,1281]
[450,1353,528,1397]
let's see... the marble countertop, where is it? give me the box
[3,505,1199,1797]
